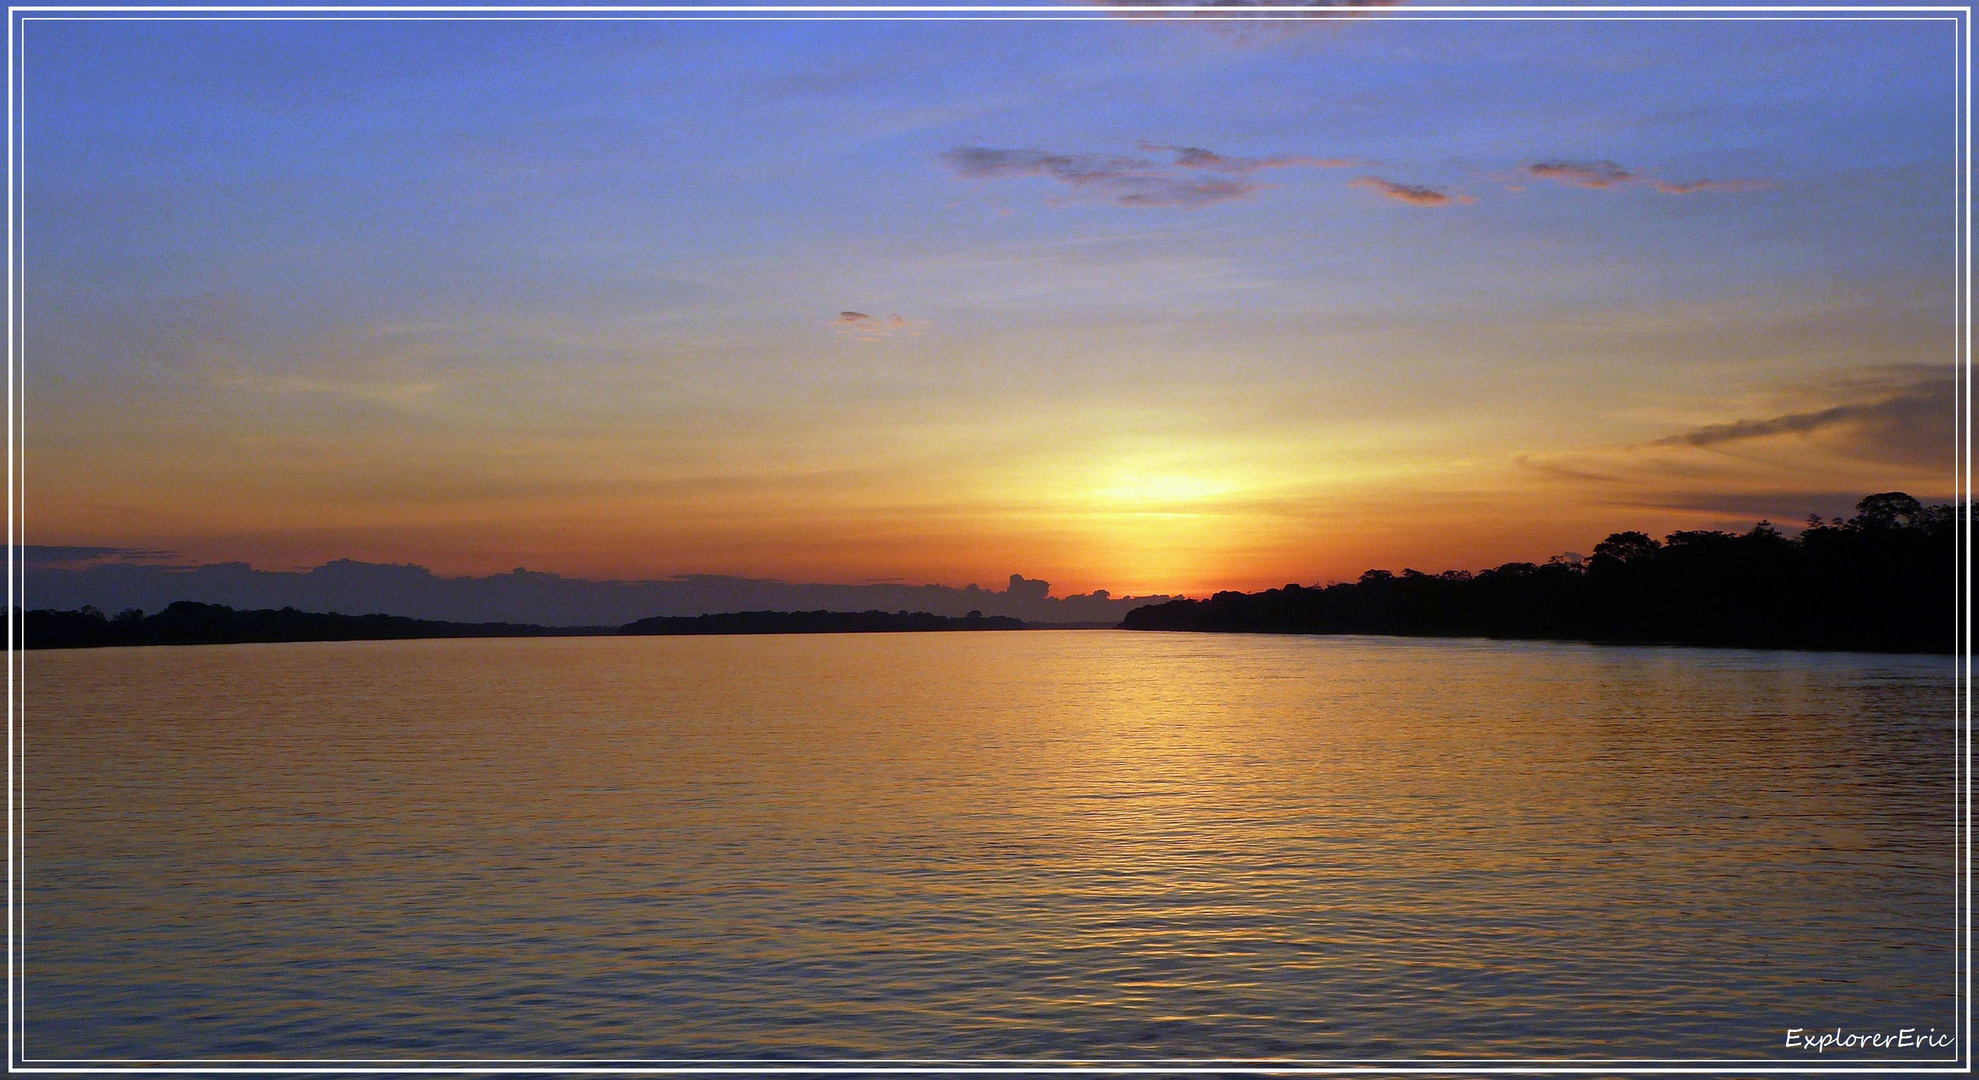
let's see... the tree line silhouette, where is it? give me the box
[1122,492,1957,653]
[24,601,1029,649]
[23,601,606,649]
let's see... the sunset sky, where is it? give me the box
[25,9,1961,596]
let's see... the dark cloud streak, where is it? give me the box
[830,310,917,340]
[943,147,1163,186]
[1653,377,1953,466]
[941,142,1340,209]
[1137,141,1355,173]
[1527,160,1635,189]
[1652,177,1775,195]
[24,545,182,569]
[1512,371,1954,529]
[1524,159,1771,196]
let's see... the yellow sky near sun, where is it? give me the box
[32,338,1955,595]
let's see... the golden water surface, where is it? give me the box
[23,631,1959,1063]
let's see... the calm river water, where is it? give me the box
[24,631,1960,1065]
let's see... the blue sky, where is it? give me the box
[25,10,1962,593]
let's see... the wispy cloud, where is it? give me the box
[1650,375,1951,463]
[1650,177,1775,195]
[1349,176,1474,207]
[25,545,182,569]
[1511,456,1624,484]
[830,310,920,341]
[944,147,1155,185]
[1605,489,1903,522]
[1524,159,1773,196]
[1514,369,1955,519]
[941,142,1344,209]
[1136,142,1355,173]
[1527,160,1636,189]
[1114,177,1266,208]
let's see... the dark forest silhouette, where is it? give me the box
[24,601,607,649]
[1122,493,1957,653]
[24,602,1028,649]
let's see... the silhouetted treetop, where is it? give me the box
[1124,493,1956,653]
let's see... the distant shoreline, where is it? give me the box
[620,609,1028,635]
[22,602,1054,650]
[23,603,612,650]
[19,601,1954,656]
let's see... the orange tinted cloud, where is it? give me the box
[1349,176,1474,206]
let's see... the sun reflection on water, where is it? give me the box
[25,632,1956,1061]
